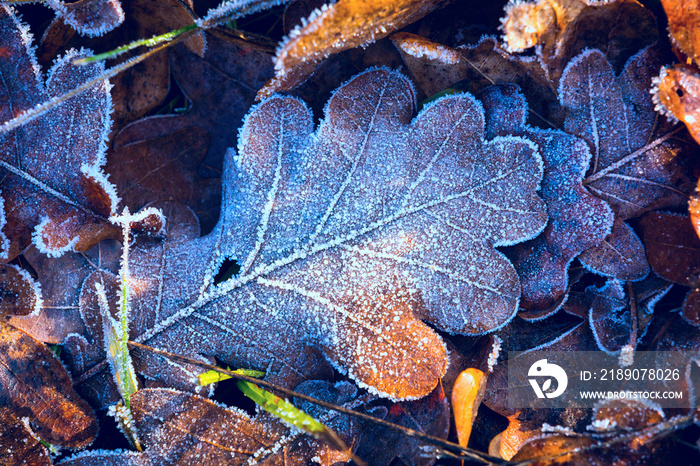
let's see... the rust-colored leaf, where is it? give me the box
[661,0,700,65]
[652,64,700,145]
[0,322,97,448]
[259,0,448,97]
[0,407,51,466]
[501,0,658,84]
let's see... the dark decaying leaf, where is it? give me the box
[7,241,120,344]
[107,126,220,233]
[0,6,120,261]
[478,83,613,318]
[512,398,677,464]
[354,384,450,465]
[39,0,204,131]
[0,407,51,466]
[259,0,448,97]
[62,384,374,465]
[0,321,98,449]
[113,32,272,184]
[68,68,547,404]
[46,0,124,38]
[560,45,696,279]
[638,211,700,326]
[501,0,658,84]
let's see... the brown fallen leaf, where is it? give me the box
[107,126,220,233]
[7,241,120,344]
[113,31,273,183]
[0,407,51,466]
[0,321,98,449]
[661,0,700,66]
[61,383,373,465]
[393,35,565,128]
[638,211,700,327]
[479,83,613,318]
[0,6,121,261]
[259,0,449,98]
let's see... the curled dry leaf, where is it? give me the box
[660,0,700,65]
[501,0,658,84]
[561,45,696,280]
[46,0,124,37]
[652,65,700,145]
[71,68,547,403]
[0,322,98,449]
[259,0,448,98]
[0,7,120,260]
[638,211,700,326]
[479,83,613,318]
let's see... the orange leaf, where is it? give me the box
[451,368,486,447]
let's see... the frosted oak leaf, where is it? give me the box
[76,68,547,401]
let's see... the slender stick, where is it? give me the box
[127,341,503,465]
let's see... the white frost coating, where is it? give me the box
[397,38,461,64]
[557,48,599,104]
[8,264,44,317]
[197,0,290,29]
[33,216,80,257]
[487,335,502,372]
[4,6,43,91]
[45,0,125,38]
[0,196,9,260]
[650,67,680,123]
[618,343,634,367]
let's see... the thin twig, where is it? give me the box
[127,341,503,465]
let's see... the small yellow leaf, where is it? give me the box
[451,367,486,447]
